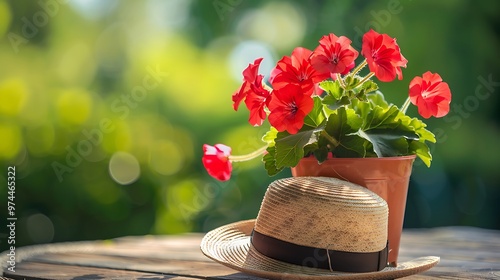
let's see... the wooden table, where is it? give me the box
[1,226,499,279]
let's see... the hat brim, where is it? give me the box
[201,219,439,280]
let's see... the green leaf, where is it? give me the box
[358,129,415,157]
[274,127,321,168]
[324,107,366,157]
[344,75,360,89]
[316,129,330,155]
[363,105,397,130]
[408,117,436,143]
[262,146,284,176]
[325,106,363,136]
[304,142,319,157]
[350,99,373,118]
[409,140,432,167]
[262,127,278,147]
[366,91,388,108]
[319,80,343,99]
[313,145,329,163]
[334,135,367,157]
[303,96,325,128]
[323,95,350,111]
[360,80,379,94]
[402,115,435,166]
[359,105,419,157]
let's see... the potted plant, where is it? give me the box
[201,29,452,266]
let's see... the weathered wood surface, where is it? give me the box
[1,227,499,279]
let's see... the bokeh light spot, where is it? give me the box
[0,0,11,38]
[56,89,92,126]
[154,210,192,234]
[109,151,141,185]
[26,213,54,244]
[0,122,22,160]
[84,182,120,205]
[236,2,306,51]
[229,41,275,82]
[0,78,28,117]
[153,179,211,234]
[68,0,118,21]
[101,119,131,153]
[146,0,192,30]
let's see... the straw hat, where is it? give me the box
[201,177,439,279]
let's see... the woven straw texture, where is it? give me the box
[254,177,388,252]
[201,219,440,280]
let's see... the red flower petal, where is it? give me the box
[310,33,359,78]
[232,81,251,111]
[231,58,271,126]
[202,144,232,181]
[270,47,327,96]
[361,29,407,82]
[409,71,452,119]
[268,85,314,134]
[245,86,271,126]
[232,58,264,111]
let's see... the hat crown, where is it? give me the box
[254,177,388,253]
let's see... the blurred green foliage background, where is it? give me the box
[0,0,499,252]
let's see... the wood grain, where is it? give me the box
[1,227,499,279]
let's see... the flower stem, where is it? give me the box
[356,72,375,88]
[229,144,269,162]
[336,73,346,89]
[321,130,340,148]
[351,60,367,77]
[400,97,412,114]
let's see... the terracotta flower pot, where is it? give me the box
[291,155,416,266]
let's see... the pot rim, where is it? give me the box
[300,154,417,162]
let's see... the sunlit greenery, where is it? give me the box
[0,0,499,252]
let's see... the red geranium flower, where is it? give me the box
[202,144,232,181]
[232,58,263,110]
[409,71,452,119]
[232,58,272,126]
[361,29,407,82]
[268,85,314,134]
[310,33,359,78]
[270,47,327,96]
